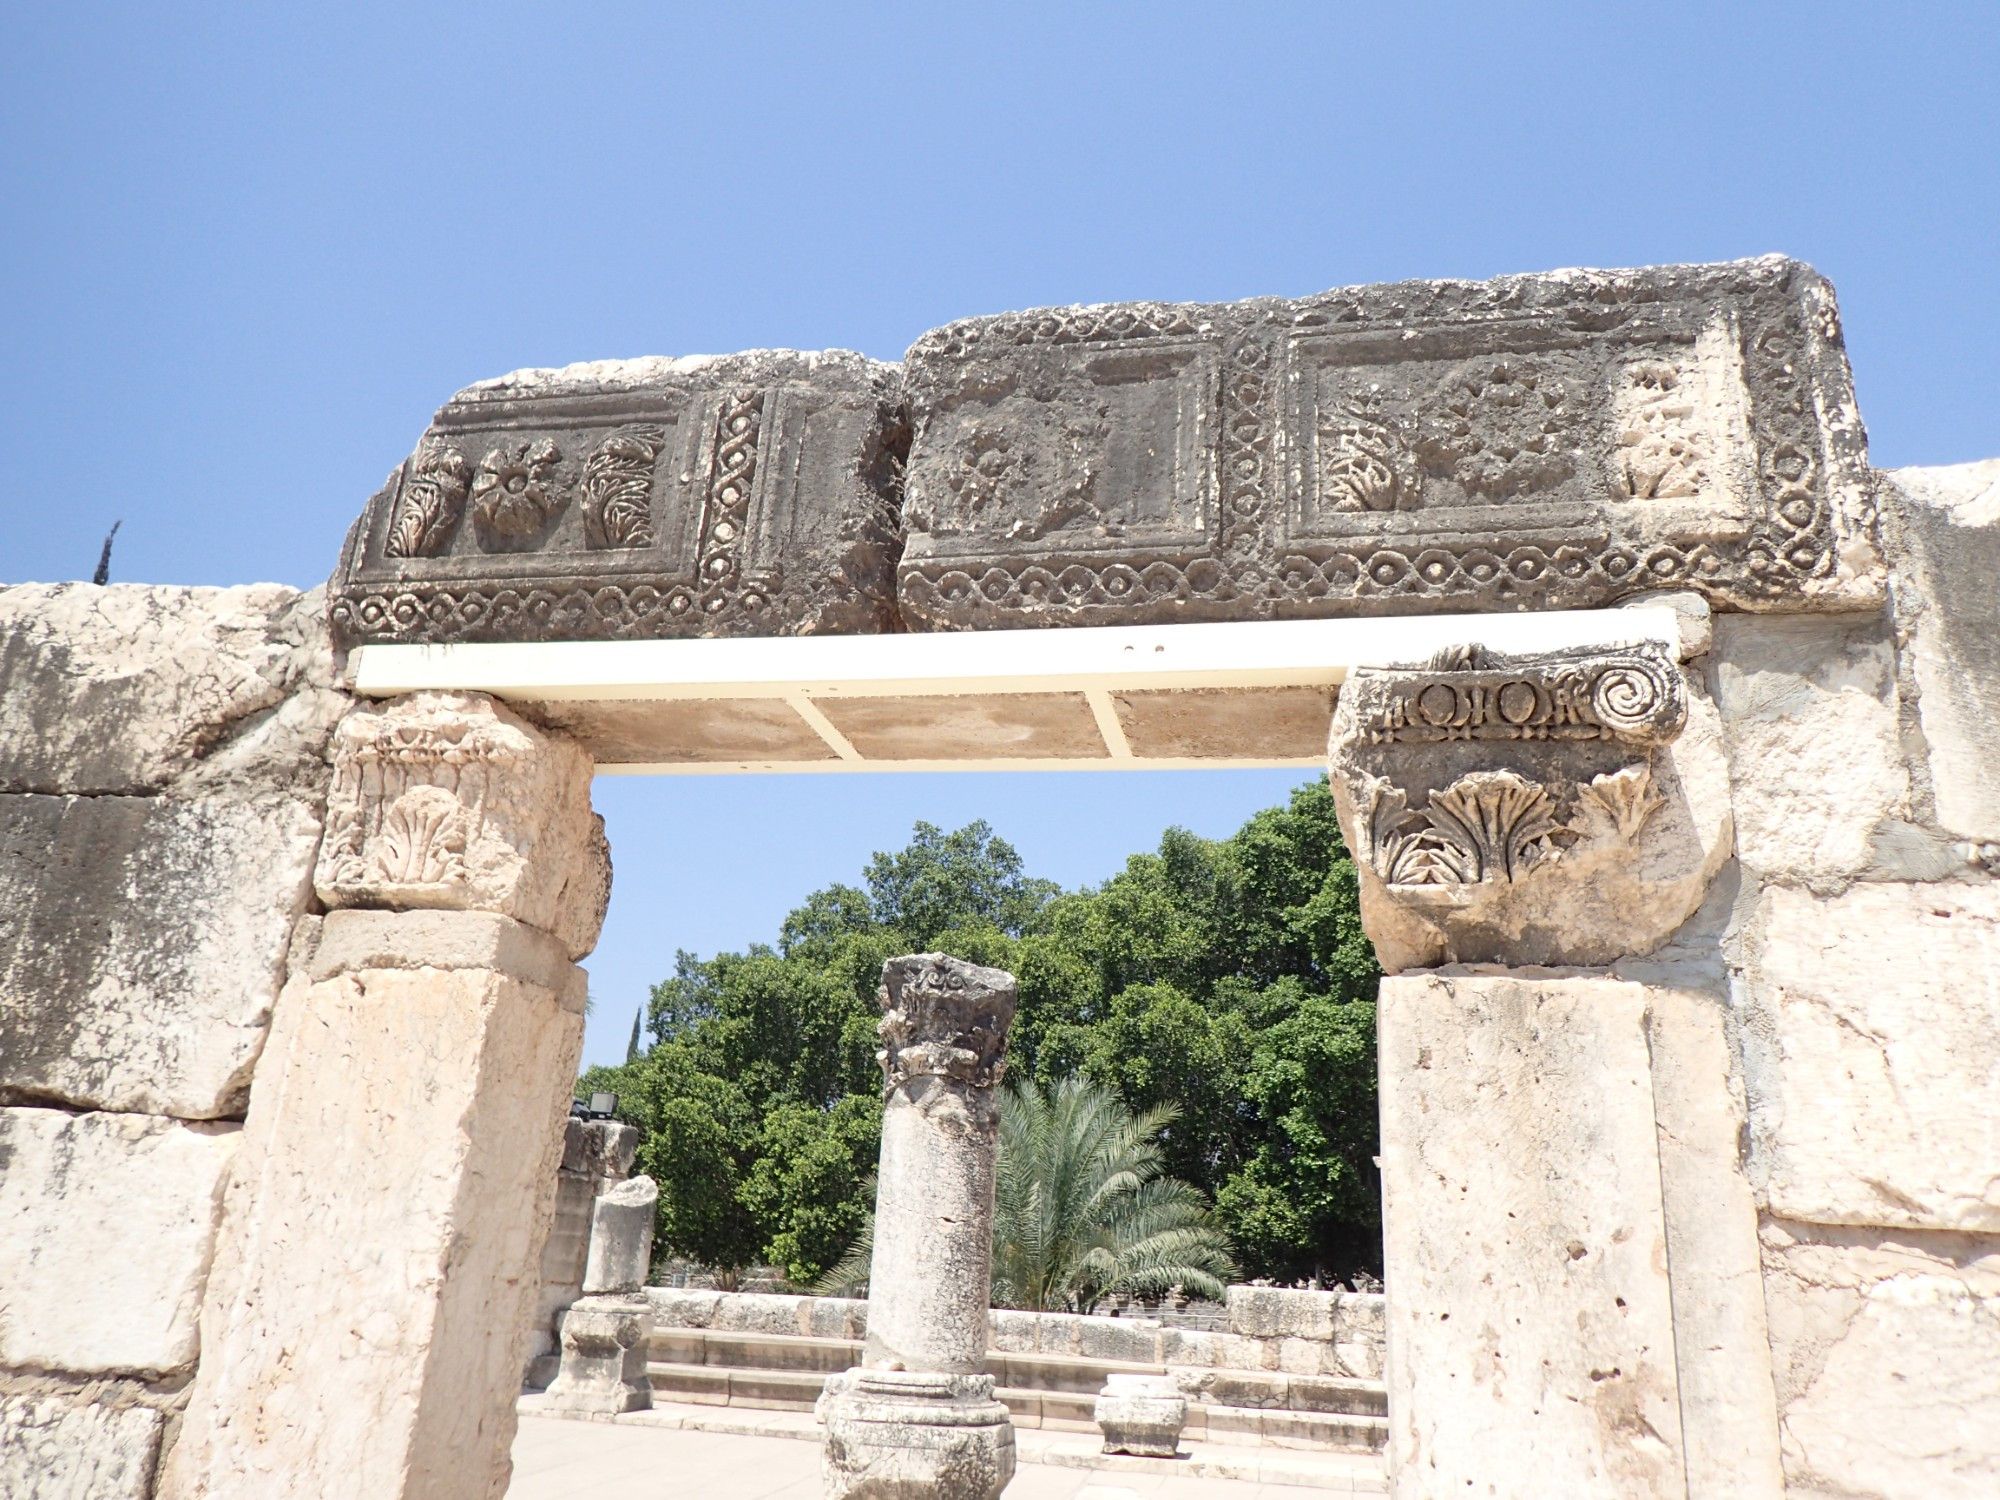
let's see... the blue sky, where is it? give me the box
[6,5,1994,1066]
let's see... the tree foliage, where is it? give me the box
[582,784,1382,1286]
[816,1075,1237,1310]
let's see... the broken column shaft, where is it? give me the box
[819,953,1018,1500]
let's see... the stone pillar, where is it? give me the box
[1328,630,1785,1500]
[159,692,610,1500]
[545,1174,659,1414]
[525,1116,640,1389]
[818,953,1017,1500]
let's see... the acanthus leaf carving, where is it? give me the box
[385,444,472,559]
[580,424,667,550]
[1576,763,1666,843]
[1365,770,1564,888]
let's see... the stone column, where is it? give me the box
[544,1174,659,1414]
[159,692,610,1500]
[1327,629,1785,1500]
[818,954,1018,1500]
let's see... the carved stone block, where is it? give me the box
[817,1370,1016,1500]
[313,693,608,958]
[1094,1373,1188,1457]
[330,351,905,647]
[542,1293,653,1415]
[900,258,1877,629]
[1327,641,1732,969]
[581,1173,658,1295]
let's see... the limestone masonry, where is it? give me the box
[3,258,1996,1499]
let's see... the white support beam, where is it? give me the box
[350,608,1684,702]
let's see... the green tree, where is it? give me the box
[586,783,1383,1288]
[816,1076,1238,1310]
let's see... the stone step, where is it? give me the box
[650,1327,861,1374]
[643,1362,1387,1453]
[645,1325,1389,1418]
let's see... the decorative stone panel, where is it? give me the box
[329,351,905,647]
[1327,640,1732,969]
[313,692,608,958]
[900,257,1878,630]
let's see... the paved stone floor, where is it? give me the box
[506,1416,1367,1500]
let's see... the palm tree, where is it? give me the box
[815,1075,1237,1311]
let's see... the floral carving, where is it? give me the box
[1368,771,1562,887]
[1419,358,1575,501]
[472,438,564,544]
[385,444,472,558]
[1613,360,1710,499]
[1576,764,1666,842]
[581,424,666,549]
[369,784,468,886]
[1318,395,1417,513]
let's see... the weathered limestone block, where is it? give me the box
[582,1174,658,1294]
[1738,882,2000,1233]
[0,1389,164,1500]
[542,1295,653,1415]
[860,953,1017,1375]
[0,1107,237,1377]
[1328,641,1732,969]
[1094,1374,1188,1457]
[330,350,905,647]
[900,258,1877,630]
[0,788,323,1117]
[1227,1284,1338,1340]
[1333,1294,1387,1380]
[0,582,343,796]
[1378,973,1688,1500]
[1883,458,2000,847]
[313,692,609,958]
[1642,987,1785,1495]
[159,958,585,1500]
[1709,612,1919,886]
[1760,1218,2000,1499]
[818,1370,1016,1500]
[525,1115,640,1387]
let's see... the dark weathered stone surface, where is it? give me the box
[329,350,906,646]
[898,257,1877,629]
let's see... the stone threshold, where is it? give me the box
[515,1394,1388,1493]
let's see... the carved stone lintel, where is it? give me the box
[313,692,609,960]
[1329,644,1731,970]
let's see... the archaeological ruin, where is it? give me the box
[1,255,1995,1498]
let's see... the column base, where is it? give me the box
[817,1369,1015,1500]
[543,1293,652,1414]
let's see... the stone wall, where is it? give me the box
[1336,458,2000,1499]
[0,583,351,1498]
[644,1285,1388,1382]
[1725,461,2000,1498]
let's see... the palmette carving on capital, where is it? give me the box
[1327,640,1733,969]
[875,954,1018,1092]
[313,692,609,959]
